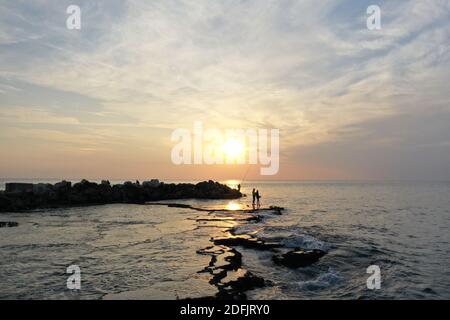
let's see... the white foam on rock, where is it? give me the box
[281,234,330,251]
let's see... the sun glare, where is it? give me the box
[222,139,245,161]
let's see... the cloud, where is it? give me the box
[289,110,450,180]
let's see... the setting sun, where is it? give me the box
[222,139,245,162]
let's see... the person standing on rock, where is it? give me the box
[252,188,256,208]
[256,190,261,209]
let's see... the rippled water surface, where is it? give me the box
[1,181,449,299]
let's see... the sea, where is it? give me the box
[0,180,449,299]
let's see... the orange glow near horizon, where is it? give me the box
[223,179,241,189]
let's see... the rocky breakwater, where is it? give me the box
[0,180,241,212]
[153,203,328,300]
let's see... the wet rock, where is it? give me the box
[0,221,18,228]
[190,202,289,300]
[221,248,242,271]
[196,244,266,300]
[269,206,284,215]
[213,235,282,250]
[224,271,265,292]
[198,246,242,284]
[215,270,265,300]
[242,215,262,222]
[168,203,194,209]
[195,215,261,223]
[272,249,326,268]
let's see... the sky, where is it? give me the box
[0,0,449,181]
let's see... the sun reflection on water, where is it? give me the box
[226,201,243,211]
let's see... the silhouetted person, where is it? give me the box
[256,190,261,209]
[252,188,256,208]
[237,184,241,192]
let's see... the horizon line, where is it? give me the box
[1,178,450,183]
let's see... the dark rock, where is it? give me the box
[143,179,160,188]
[5,183,33,193]
[55,180,71,191]
[0,194,13,211]
[224,271,265,291]
[196,244,265,300]
[272,249,326,268]
[213,235,281,250]
[0,180,242,212]
[167,203,192,209]
[0,221,18,228]
[269,206,284,215]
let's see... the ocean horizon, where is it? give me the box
[3,178,450,190]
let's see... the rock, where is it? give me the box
[224,271,265,292]
[0,194,13,211]
[32,183,53,194]
[5,183,33,193]
[213,235,281,250]
[269,206,284,215]
[143,179,160,187]
[167,203,193,209]
[272,249,326,268]
[0,180,242,212]
[0,221,19,228]
[54,180,71,191]
[196,244,265,300]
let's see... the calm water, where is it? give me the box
[0,181,449,299]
